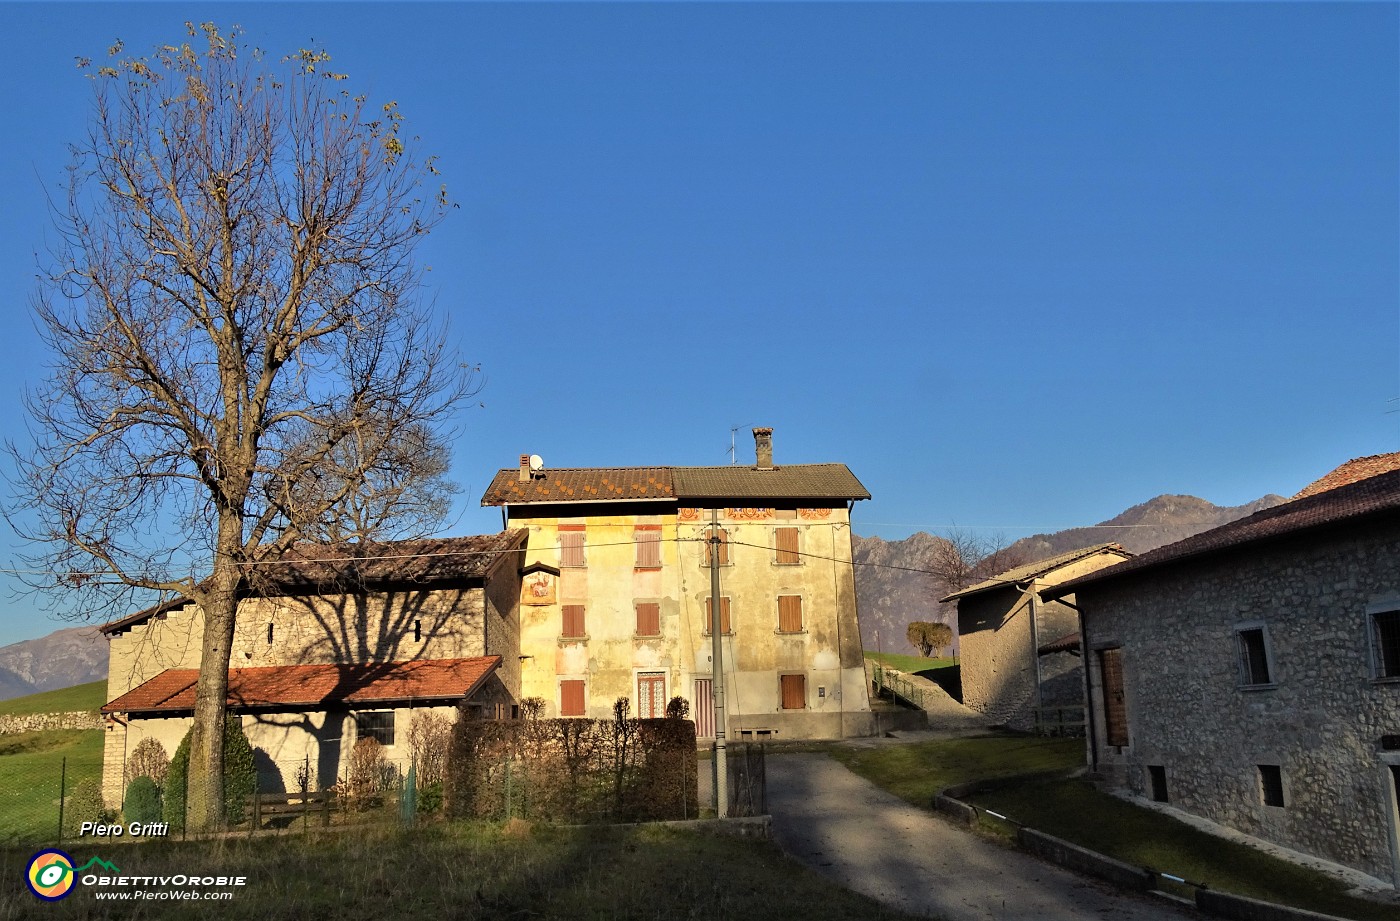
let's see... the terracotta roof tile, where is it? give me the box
[480,464,869,505]
[103,657,501,714]
[1038,632,1081,655]
[1047,468,1400,598]
[941,543,1130,602]
[1294,452,1400,499]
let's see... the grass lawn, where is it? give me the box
[863,650,956,674]
[0,820,926,920]
[0,681,106,717]
[0,729,105,845]
[835,734,1397,921]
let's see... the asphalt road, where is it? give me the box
[767,753,1199,921]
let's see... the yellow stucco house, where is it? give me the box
[481,428,875,740]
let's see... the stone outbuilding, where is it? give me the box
[941,544,1131,731]
[1046,469,1400,887]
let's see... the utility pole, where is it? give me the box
[709,507,728,818]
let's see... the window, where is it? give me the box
[775,527,800,565]
[1098,648,1128,747]
[355,712,395,746]
[705,597,732,635]
[637,672,666,719]
[266,623,274,645]
[635,602,661,637]
[1147,766,1168,803]
[1236,626,1273,686]
[560,679,586,717]
[413,619,421,642]
[1372,609,1400,678]
[560,527,586,568]
[777,595,804,633]
[562,604,586,639]
[703,527,730,566]
[1258,764,1285,807]
[780,674,807,710]
[634,527,661,569]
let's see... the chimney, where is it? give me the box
[518,454,530,483]
[753,427,774,469]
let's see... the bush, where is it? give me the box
[65,778,109,837]
[124,737,170,790]
[163,716,258,829]
[124,775,162,824]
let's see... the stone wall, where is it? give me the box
[1080,515,1400,884]
[0,710,102,734]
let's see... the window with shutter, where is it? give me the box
[775,527,800,564]
[560,679,586,717]
[705,597,732,635]
[780,674,806,710]
[560,528,586,568]
[1372,609,1400,678]
[703,528,730,566]
[1098,648,1128,747]
[777,595,803,633]
[638,673,666,719]
[635,602,661,637]
[1235,626,1273,686]
[635,528,661,569]
[562,604,586,638]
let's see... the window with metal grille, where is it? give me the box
[1236,627,1273,686]
[1147,765,1168,803]
[355,712,395,746]
[637,673,666,719]
[780,673,806,710]
[560,528,586,568]
[775,527,800,564]
[1373,610,1400,678]
[1098,648,1128,747]
[705,597,732,635]
[703,527,730,566]
[560,679,586,717]
[635,528,662,569]
[777,595,804,633]
[635,602,661,637]
[1258,764,1285,807]
[562,604,586,638]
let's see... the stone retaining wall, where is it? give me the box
[0,710,102,734]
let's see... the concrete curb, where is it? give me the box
[1017,827,1155,892]
[1195,889,1352,921]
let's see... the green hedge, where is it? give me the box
[164,716,257,829]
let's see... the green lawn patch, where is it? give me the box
[973,778,1396,921]
[863,650,956,675]
[0,821,926,920]
[830,735,1083,807]
[0,729,105,845]
[0,681,107,717]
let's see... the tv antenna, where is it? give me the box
[728,424,752,465]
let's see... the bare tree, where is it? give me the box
[9,24,470,830]
[928,528,1030,596]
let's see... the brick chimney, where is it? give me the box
[518,454,530,483]
[753,427,774,469]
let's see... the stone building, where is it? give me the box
[942,544,1130,730]
[1047,469,1400,886]
[480,428,875,739]
[98,531,526,806]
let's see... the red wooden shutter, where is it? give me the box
[778,595,803,632]
[560,679,586,717]
[780,674,806,710]
[1099,648,1128,747]
[775,527,800,564]
[635,528,661,568]
[560,528,586,568]
[638,673,666,719]
[705,597,731,634]
[636,602,661,636]
[703,528,730,566]
[561,604,586,638]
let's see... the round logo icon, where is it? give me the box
[26,849,76,901]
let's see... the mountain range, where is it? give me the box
[0,624,108,700]
[852,493,1286,656]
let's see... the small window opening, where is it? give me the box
[1148,765,1168,803]
[266,622,274,645]
[414,619,422,642]
[1259,764,1285,807]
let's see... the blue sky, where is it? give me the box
[0,2,1396,646]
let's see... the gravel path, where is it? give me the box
[767,753,1199,921]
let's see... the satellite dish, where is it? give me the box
[529,455,544,471]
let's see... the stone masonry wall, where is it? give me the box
[1081,515,1400,883]
[0,711,102,734]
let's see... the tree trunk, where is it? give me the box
[186,519,243,831]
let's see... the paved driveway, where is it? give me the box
[767,753,1198,921]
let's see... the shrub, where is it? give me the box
[123,776,161,824]
[124,737,170,791]
[65,778,109,837]
[407,711,453,789]
[162,716,258,829]
[664,696,690,720]
[345,737,389,809]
